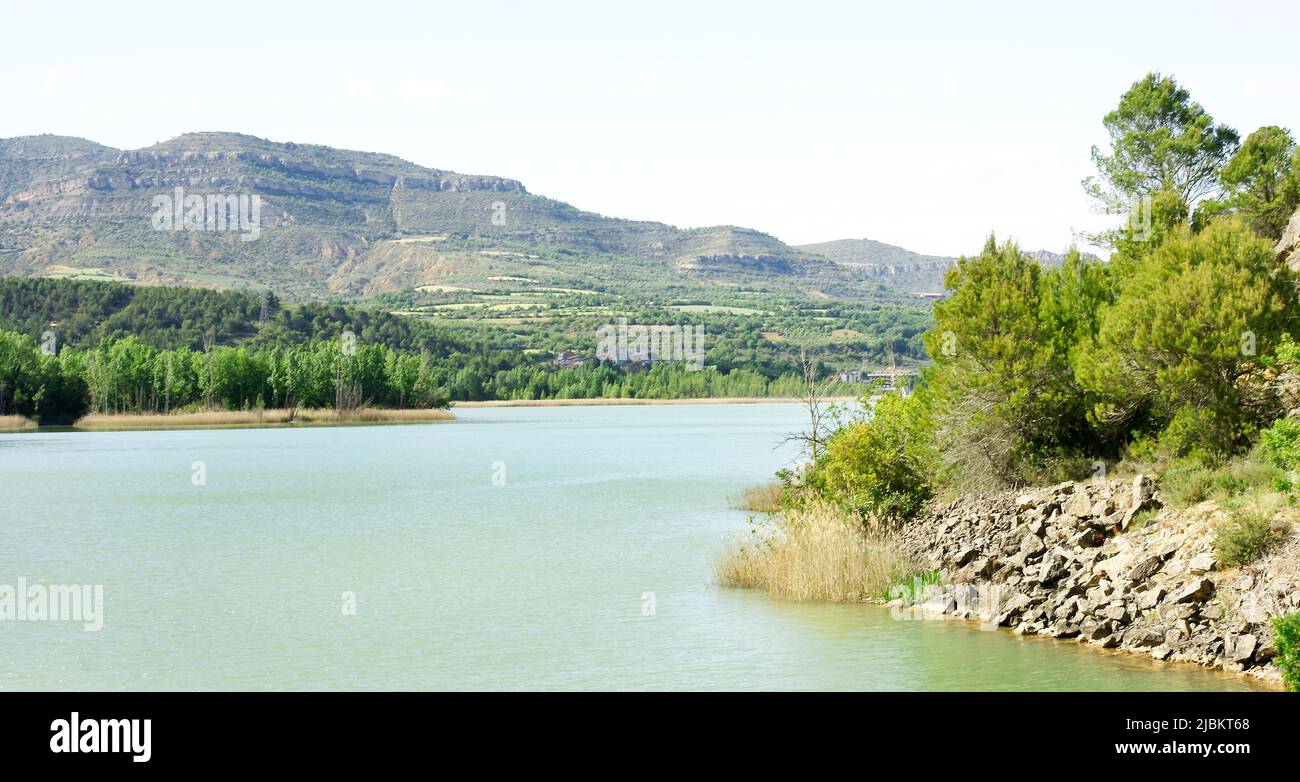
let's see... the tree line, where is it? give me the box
[0,328,845,424]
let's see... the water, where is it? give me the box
[0,404,1262,690]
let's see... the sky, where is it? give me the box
[2,0,1298,256]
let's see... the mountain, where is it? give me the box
[798,238,1078,295]
[0,132,876,302]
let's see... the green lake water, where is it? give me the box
[0,403,1264,690]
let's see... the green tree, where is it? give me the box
[1085,73,1239,228]
[1074,219,1297,456]
[1216,125,1300,240]
[813,389,937,523]
[0,331,88,423]
[923,238,1094,482]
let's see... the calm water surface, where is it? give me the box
[0,404,1263,690]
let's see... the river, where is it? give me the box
[0,403,1262,690]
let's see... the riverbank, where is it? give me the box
[454,396,860,408]
[893,476,1298,688]
[0,414,37,432]
[62,407,455,431]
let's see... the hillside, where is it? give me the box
[799,238,1077,294]
[0,132,875,302]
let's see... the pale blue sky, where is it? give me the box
[3,0,1297,255]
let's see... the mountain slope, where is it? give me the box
[799,238,1078,294]
[0,132,866,301]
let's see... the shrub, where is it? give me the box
[812,391,936,524]
[1274,612,1300,692]
[1162,456,1282,508]
[1258,418,1300,470]
[1214,499,1289,567]
[1162,458,1216,507]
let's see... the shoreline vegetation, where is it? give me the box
[0,413,37,431]
[731,481,785,513]
[0,276,902,429]
[2,407,454,432]
[715,72,1300,690]
[717,499,913,602]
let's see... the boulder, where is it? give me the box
[1062,492,1093,519]
[1125,553,1165,583]
[1226,634,1258,664]
[1190,548,1216,571]
[1019,534,1046,558]
[1137,586,1167,610]
[1171,578,1215,604]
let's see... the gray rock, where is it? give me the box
[1124,627,1165,648]
[1020,534,1046,557]
[1171,578,1215,604]
[1137,587,1167,610]
[1080,619,1112,640]
[1227,634,1258,663]
[1190,548,1216,571]
[1130,474,1153,508]
[1063,492,1093,519]
[1125,553,1165,583]
[1102,602,1131,623]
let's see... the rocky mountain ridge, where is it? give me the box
[0,132,863,300]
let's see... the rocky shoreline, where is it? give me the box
[892,476,1299,687]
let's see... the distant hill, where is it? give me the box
[798,238,1080,295]
[0,132,874,302]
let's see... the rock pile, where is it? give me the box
[896,477,1299,684]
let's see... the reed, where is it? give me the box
[716,501,911,602]
[0,414,37,431]
[731,481,784,512]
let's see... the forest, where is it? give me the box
[0,277,865,423]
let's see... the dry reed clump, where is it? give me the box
[71,407,454,429]
[716,501,911,602]
[731,481,784,512]
[0,414,37,431]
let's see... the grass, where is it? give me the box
[888,568,942,603]
[1127,507,1160,531]
[0,414,37,431]
[716,501,912,602]
[731,482,784,512]
[1162,456,1284,509]
[71,407,454,430]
